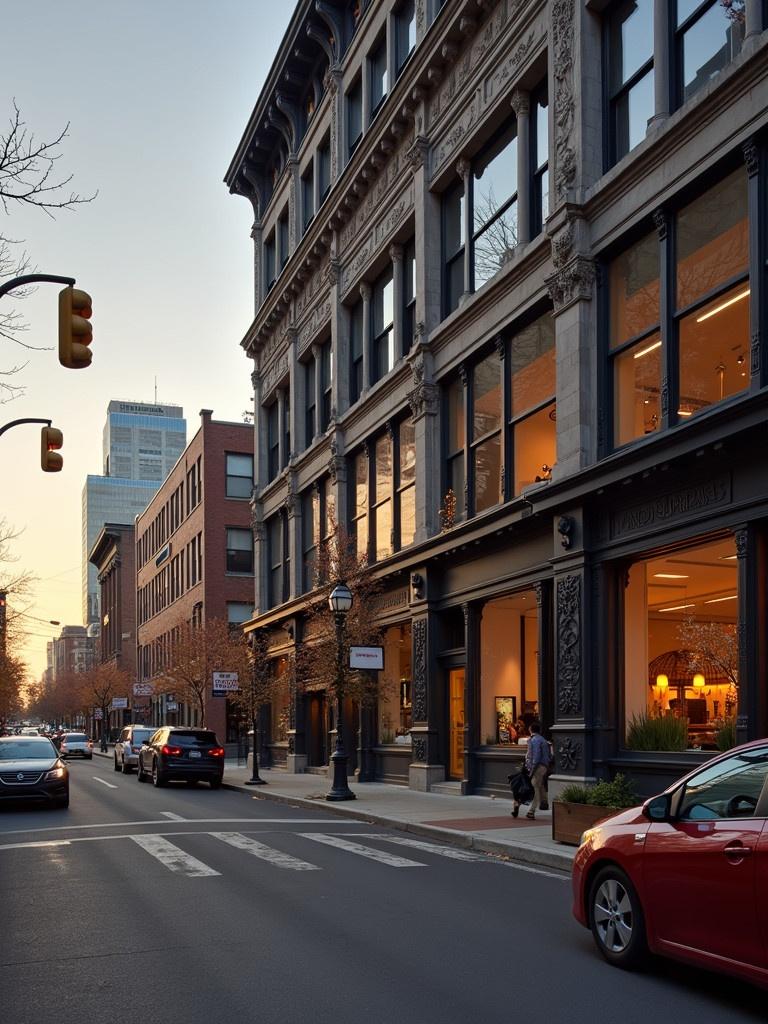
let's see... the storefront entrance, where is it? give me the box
[448,668,465,779]
[307,692,329,767]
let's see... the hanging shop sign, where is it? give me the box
[111,697,129,709]
[133,683,154,696]
[349,646,384,671]
[212,672,240,694]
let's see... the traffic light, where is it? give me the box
[58,286,92,369]
[41,426,63,472]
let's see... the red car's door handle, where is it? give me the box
[723,844,753,859]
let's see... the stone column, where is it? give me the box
[415,0,428,44]
[251,219,263,312]
[456,157,472,302]
[287,155,299,255]
[311,342,323,440]
[327,437,348,548]
[252,368,269,490]
[407,342,440,542]
[650,0,670,127]
[408,131,440,338]
[745,0,763,45]
[326,256,346,416]
[360,281,372,393]
[743,138,763,392]
[462,601,483,795]
[511,89,531,247]
[408,607,445,791]
[276,388,287,471]
[288,329,300,460]
[735,525,767,744]
[287,629,308,773]
[326,66,343,186]
[550,0,603,204]
[285,486,300,602]
[389,243,404,361]
[249,503,267,616]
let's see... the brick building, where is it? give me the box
[136,410,255,739]
[226,0,768,795]
[89,523,137,732]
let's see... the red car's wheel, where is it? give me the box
[588,865,648,969]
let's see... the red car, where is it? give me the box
[572,739,768,989]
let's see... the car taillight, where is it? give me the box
[161,744,182,756]
[88,740,93,747]
[208,747,225,757]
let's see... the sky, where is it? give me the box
[2,1,292,681]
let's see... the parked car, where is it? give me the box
[0,735,69,808]
[137,728,225,788]
[572,738,768,990]
[114,725,153,773]
[19,726,41,737]
[60,733,93,759]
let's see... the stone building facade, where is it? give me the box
[226,0,768,796]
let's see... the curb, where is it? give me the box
[223,778,574,873]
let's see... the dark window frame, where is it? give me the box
[368,33,388,119]
[225,452,254,499]
[603,0,656,169]
[371,265,395,383]
[346,76,363,160]
[349,299,364,404]
[226,527,254,576]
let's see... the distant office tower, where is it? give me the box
[82,401,186,624]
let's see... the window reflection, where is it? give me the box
[679,1,745,103]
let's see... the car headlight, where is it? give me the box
[45,767,66,780]
[579,828,595,847]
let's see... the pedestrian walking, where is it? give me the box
[523,721,552,820]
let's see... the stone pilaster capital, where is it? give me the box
[510,88,530,117]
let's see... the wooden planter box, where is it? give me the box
[552,801,614,846]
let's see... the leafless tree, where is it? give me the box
[0,101,96,401]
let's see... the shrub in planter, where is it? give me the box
[715,717,737,752]
[626,711,689,752]
[553,773,638,846]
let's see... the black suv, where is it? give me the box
[137,728,225,788]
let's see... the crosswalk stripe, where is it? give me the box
[299,832,426,867]
[210,832,320,870]
[130,834,220,877]
[362,835,489,862]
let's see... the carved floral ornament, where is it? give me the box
[546,255,596,312]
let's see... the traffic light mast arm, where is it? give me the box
[0,417,52,439]
[0,274,75,301]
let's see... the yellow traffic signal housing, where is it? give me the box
[58,286,93,369]
[41,426,63,472]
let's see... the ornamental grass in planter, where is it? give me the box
[552,773,637,846]
[625,711,689,751]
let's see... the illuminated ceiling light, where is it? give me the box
[720,554,738,561]
[658,602,696,612]
[692,673,706,689]
[677,409,694,417]
[696,287,750,323]
[633,339,662,360]
[653,573,689,579]
[704,594,738,604]
[655,674,669,691]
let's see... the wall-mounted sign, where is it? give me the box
[212,671,240,694]
[133,683,154,696]
[111,697,129,709]
[349,646,384,671]
[93,708,103,720]
[166,701,178,711]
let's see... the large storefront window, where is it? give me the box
[480,590,538,745]
[377,624,412,744]
[624,536,739,751]
[509,314,556,492]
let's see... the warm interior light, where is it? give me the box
[658,602,696,612]
[720,554,738,561]
[692,673,706,689]
[656,674,669,691]
[633,339,662,360]
[696,288,750,323]
[653,573,689,579]
[677,409,694,417]
[704,594,738,604]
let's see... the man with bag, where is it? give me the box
[512,724,552,819]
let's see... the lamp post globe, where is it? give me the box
[327,581,355,801]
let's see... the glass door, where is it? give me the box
[448,668,465,779]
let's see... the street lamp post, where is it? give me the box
[327,582,355,802]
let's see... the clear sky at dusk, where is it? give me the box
[2,1,292,680]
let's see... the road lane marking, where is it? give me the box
[93,777,118,789]
[211,831,320,870]
[160,811,185,820]
[300,832,426,867]
[0,818,358,837]
[0,840,72,850]
[130,834,220,877]
[356,834,490,861]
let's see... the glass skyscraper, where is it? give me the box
[82,401,186,624]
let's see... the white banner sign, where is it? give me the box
[111,697,129,709]
[166,701,178,711]
[93,708,103,720]
[212,671,240,693]
[133,683,154,696]
[349,646,384,671]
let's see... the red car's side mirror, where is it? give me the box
[643,793,673,822]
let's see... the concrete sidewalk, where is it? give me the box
[92,746,575,871]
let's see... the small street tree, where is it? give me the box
[76,662,131,748]
[227,627,287,784]
[0,644,25,732]
[157,618,250,728]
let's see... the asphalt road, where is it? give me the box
[0,757,764,1024]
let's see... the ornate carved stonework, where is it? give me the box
[552,0,576,200]
[406,135,429,172]
[556,574,582,716]
[653,207,667,240]
[327,440,346,484]
[555,737,582,772]
[751,331,761,375]
[743,138,759,177]
[408,380,439,420]
[545,256,595,311]
[551,221,574,270]
[510,87,530,117]
[735,528,749,559]
[413,735,427,763]
[412,619,427,721]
